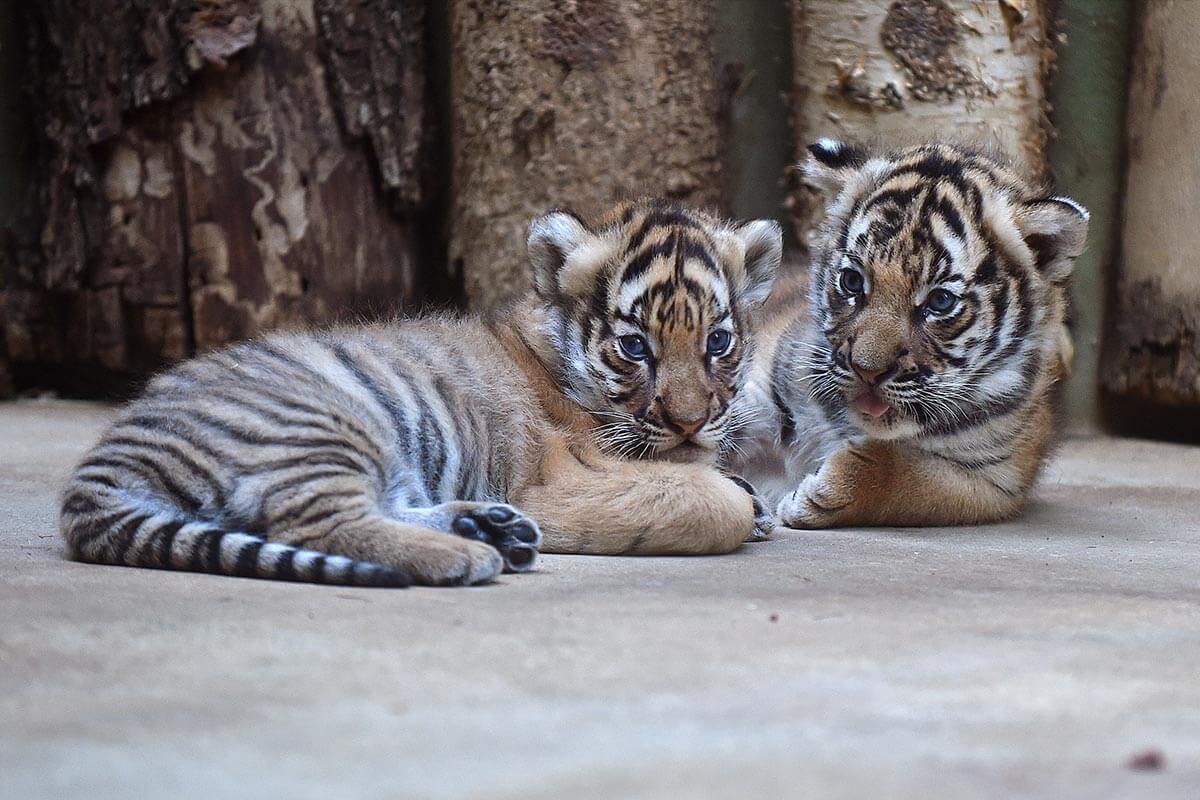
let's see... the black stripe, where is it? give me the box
[331,343,423,479]
[203,530,225,572]
[294,506,368,534]
[209,382,380,455]
[981,280,1010,356]
[155,520,186,568]
[624,208,700,254]
[273,489,364,526]
[274,547,298,581]
[112,514,151,564]
[73,472,119,489]
[862,187,921,213]
[71,508,139,548]
[620,237,677,285]
[259,468,357,505]
[976,254,998,283]
[772,384,797,446]
[244,452,370,475]
[253,340,320,379]
[808,140,867,168]
[234,539,265,577]
[103,435,226,507]
[187,528,220,570]
[678,237,719,275]
[61,491,103,516]
[930,195,966,239]
[117,414,227,463]
[929,449,1014,470]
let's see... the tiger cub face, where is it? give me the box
[528,200,781,461]
[799,140,1088,440]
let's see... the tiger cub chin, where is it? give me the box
[733,140,1088,528]
[61,199,781,587]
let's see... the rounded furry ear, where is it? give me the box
[1014,196,1089,281]
[803,138,869,196]
[730,219,782,306]
[527,210,614,299]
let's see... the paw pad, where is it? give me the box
[451,505,542,573]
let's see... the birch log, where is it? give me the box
[788,0,1051,244]
[1105,0,1200,410]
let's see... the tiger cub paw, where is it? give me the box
[724,474,776,542]
[776,472,851,529]
[450,504,542,573]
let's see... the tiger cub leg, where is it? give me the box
[513,438,756,555]
[390,502,542,573]
[271,510,506,586]
[776,440,1024,528]
[259,476,508,586]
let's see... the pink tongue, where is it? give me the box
[853,392,891,418]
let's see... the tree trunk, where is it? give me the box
[1045,0,1132,434]
[0,0,431,396]
[788,0,1051,244]
[449,0,724,307]
[1104,0,1200,411]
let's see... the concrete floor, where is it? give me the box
[1,399,1198,799]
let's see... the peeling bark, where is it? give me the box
[788,0,1051,245]
[316,0,428,207]
[1,0,429,395]
[1106,0,1200,407]
[450,0,724,306]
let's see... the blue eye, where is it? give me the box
[706,329,732,357]
[618,334,650,360]
[839,268,865,295]
[925,288,958,314]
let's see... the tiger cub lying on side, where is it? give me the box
[736,140,1088,527]
[61,200,781,586]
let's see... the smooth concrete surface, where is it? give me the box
[1,399,1198,799]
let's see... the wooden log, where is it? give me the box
[0,0,430,395]
[788,0,1052,244]
[449,0,725,306]
[1045,0,1132,433]
[1105,0,1200,410]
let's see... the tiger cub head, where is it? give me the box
[796,140,1089,440]
[527,199,781,461]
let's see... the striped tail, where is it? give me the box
[60,486,409,588]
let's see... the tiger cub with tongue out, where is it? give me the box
[734,140,1089,527]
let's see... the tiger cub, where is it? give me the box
[734,140,1088,527]
[61,200,781,586]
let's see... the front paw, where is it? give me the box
[775,472,851,529]
[724,474,775,542]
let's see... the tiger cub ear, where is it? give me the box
[802,138,870,196]
[725,219,782,306]
[1014,196,1089,282]
[527,210,619,300]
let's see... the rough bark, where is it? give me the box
[1104,0,1200,408]
[788,0,1052,245]
[450,0,724,307]
[0,0,429,395]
